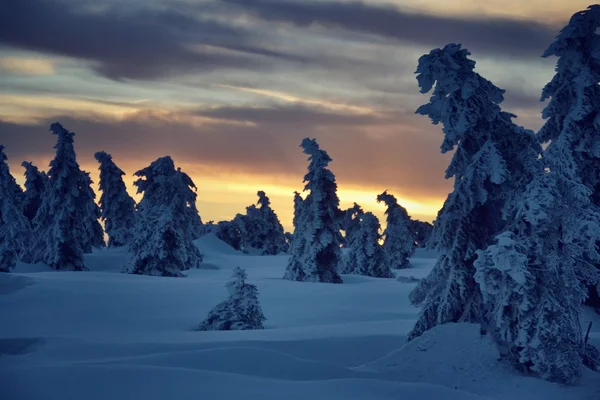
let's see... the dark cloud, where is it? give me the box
[0,105,451,198]
[223,0,559,59]
[0,0,301,80]
[194,104,384,126]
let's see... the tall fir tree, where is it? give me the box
[124,156,202,277]
[377,191,415,269]
[199,267,266,331]
[0,146,30,272]
[473,7,600,383]
[407,45,542,341]
[21,161,48,222]
[537,5,600,306]
[95,151,137,247]
[283,139,343,283]
[31,123,104,270]
[343,212,393,278]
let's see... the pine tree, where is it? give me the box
[95,151,136,247]
[283,139,343,283]
[31,123,99,270]
[407,45,542,341]
[411,220,433,248]
[340,203,363,247]
[199,267,266,331]
[239,191,288,255]
[176,167,204,240]
[343,212,393,278]
[377,191,415,269]
[78,171,105,253]
[537,5,600,307]
[21,161,48,222]
[0,146,29,272]
[124,156,202,276]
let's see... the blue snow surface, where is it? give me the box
[1,234,599,400]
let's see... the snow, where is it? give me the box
[1,235,599,399]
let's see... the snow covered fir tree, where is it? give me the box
[473,6,600,384]
[407,44,542,341]
[340,203,364,247]
[376,191,415,269]
[124,156,203,277]
[31,123,106,271]
[343,212,393,278]
[283,138,343,284]
[21,161,48,223]
[198,267,266,331]
[224,191,288,255]
[0,146,29,272]
[95,151,137,247]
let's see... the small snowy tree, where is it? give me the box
[343,212,393,278]
[377,191,415,269]
[21,161,48,222]
[0,146,30,272]
[216,215,245,251]
[283,139,343,283]
[199,267,266,331]
[95,151,136,247]
[537,5,600,307]
[32,123,106,270]
[125,156,202,276]
[407,45,542,341]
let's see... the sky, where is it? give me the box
[0,0,591,231]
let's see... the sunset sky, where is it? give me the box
[0,0,590,230]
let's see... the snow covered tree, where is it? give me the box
[21,161,48,222]
[216,215,245,251]
[283,139,343,283]
[78,171,105,253]
[176,167,204,240]
[377,191,415,269]
[31,123,103,270]
[199,267,266,331]
[537,5,600,307]
[94,151,136,247]
[124,156,202,277]
[238,191,288,255]
[343,212,393,278]
[407,44,542,341]
[0,146,29,272]
[340,203,363,247]
[411,220,433,248]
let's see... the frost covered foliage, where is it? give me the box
[538,5,600,306]
[199,267,266,331]
[32,123,106,270]
[0,146,29,272]
[340,203,363,247]
[407,45,542,341]
[125,156,202,277]
[238,191,288,255]
[411,220,433,248]
[377,191,415,269]
[343,212,393,278]
[21,161,48,222]
[95,151,136,247]
[284,139,343,283]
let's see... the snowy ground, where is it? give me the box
[1,234,599,399]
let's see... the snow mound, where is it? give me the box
[0,274,35,295]
[360,323,500,386]
[1,364,491,400]
[195,233,244,257]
